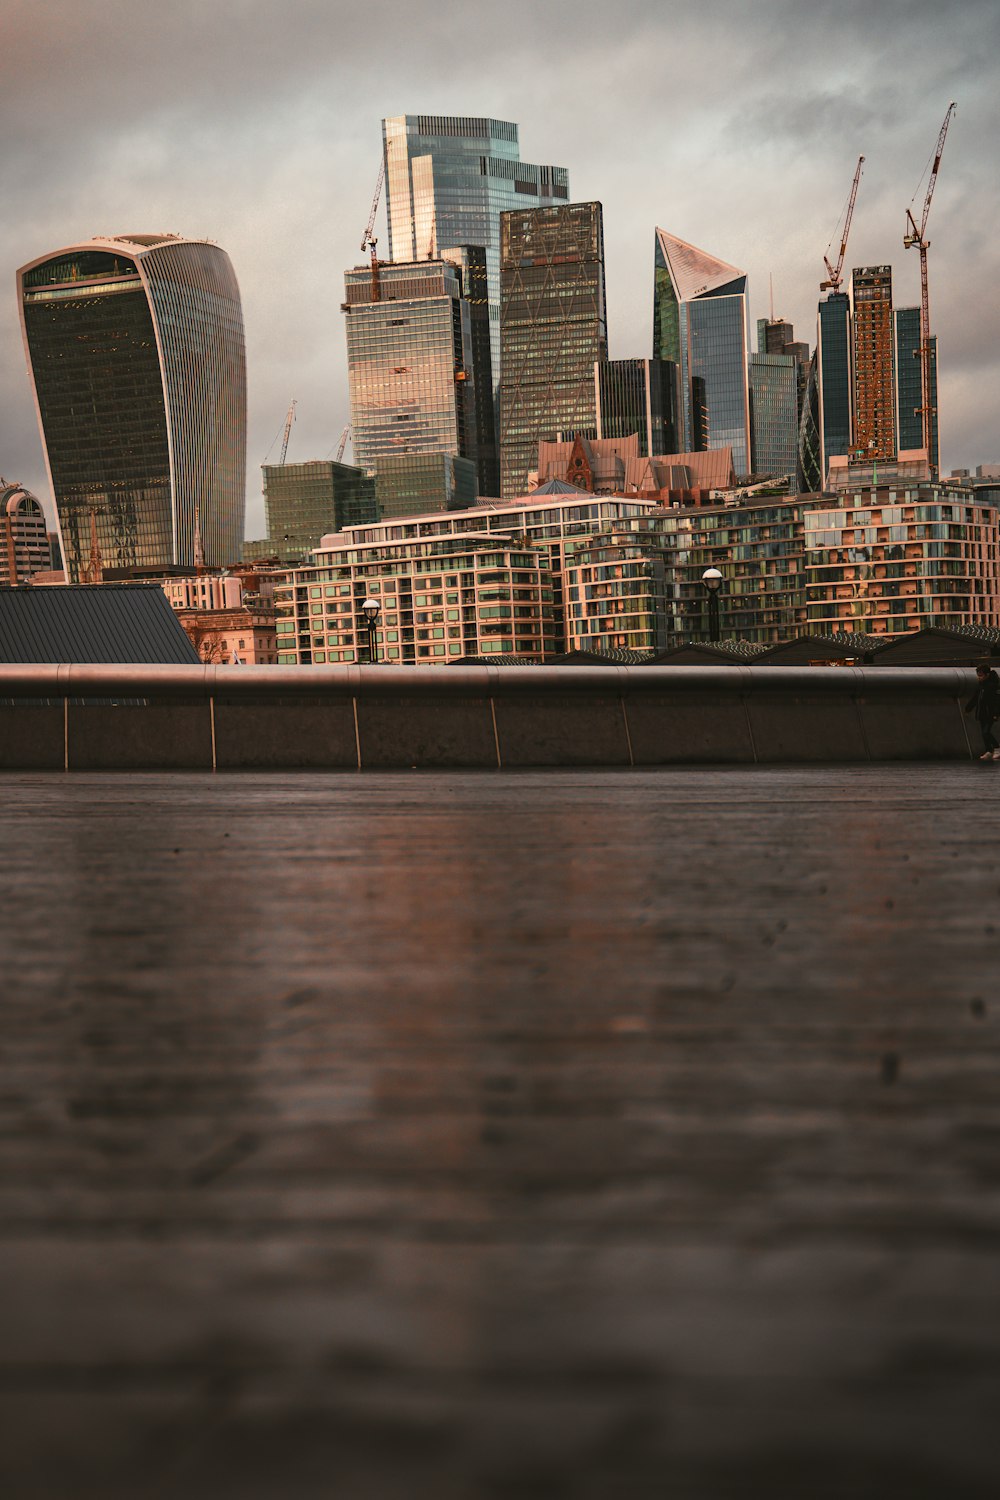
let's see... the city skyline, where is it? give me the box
[1,1,998,539]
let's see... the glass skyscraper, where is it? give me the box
[895,307,938,473]
[17,235,246,580]
[262,460,377,562]
[439,244,498,494]
[596,359,681,457]
[815,292,852,484]
[343,257,478,516]
[499,202,608,500]
[382,116,569,401]
[653,229,751,476]
[749,353,799,479]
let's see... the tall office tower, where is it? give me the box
[756,317,808,365]
[754,317,811,481]
[815,292,853,484]
[262,460,378,562]
[18,235,246,581]
[851,265,896,462]
[653,229,751,476]
[797,358,823,492]
[895,307,938,472]
[596,359,681,457]
[440,245,498,494]
[499,202,607,500]
[382,115,569,400]
[342,258,479,517]
[749,353,799,479]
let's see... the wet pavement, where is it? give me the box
[1,766,998,1499]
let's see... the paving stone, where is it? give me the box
[0,767,998,1499]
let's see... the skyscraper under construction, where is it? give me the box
[851,265,896,462]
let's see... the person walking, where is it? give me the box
[965,663,1000,761]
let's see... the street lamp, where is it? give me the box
[361,597,381,663]
[702,567,723,643]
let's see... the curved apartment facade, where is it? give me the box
[18,235,246,580]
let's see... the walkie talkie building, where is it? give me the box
[18,235,246,580]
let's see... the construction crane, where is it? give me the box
[278,399,297,465]
[361,153,387,301]
[821,155,865,293]
[335,425,351,464]
[904,103,956,472]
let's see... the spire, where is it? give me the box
[193,505,206,572]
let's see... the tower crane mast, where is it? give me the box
[904,103,956,474]
[361,153,387,301]
[821,155,865,294]
[279,399,296,465]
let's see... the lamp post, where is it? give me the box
[702,567,723,643]
[361,597,381,663]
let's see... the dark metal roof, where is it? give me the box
[753,633,887,664]
[0,585,199,664]
[650,641,768,663]
[873,625,1000,666]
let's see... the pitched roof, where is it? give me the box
[872,625,1000,666]
[753,633,887,664]
[655,229,746,302]
[531,478,591,495]
[649,641,768,664]
[0,585,199,664]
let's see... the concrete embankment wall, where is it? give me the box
[0,664,981,770]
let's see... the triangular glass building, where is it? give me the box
[653,229,751,476]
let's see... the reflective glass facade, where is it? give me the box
[596,359,681,456]
[653,231,751,476]
[894,308,938,473]
[816,292,852,481]
[372,454,477,520]
[797,357,823,493]
[19,236,246,581]
[440,245,498,494]
[383,116,569,401]
[749,353,799,478]
[851,265,895,461]
[343,258,478,515]
[499,202,607,499]
[262,460,377,562]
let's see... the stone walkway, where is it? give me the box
[1,768,998,1498]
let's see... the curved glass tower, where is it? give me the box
[18,235,246,580]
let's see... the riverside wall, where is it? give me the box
[0,664,981,770]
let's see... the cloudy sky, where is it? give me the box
[2,0,998,537]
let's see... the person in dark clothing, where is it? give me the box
[965,664,1000,760]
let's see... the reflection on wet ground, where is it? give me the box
[1,767,998,1499]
